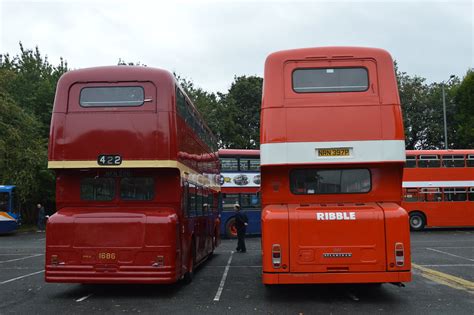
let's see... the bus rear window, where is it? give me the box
[80,86,145,107]
[120,177,154,200]
[290,169,371,194]
[81,178,115,201]
[292,67,368,93]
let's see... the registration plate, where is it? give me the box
[98,252,116,260]
[318,148,350,157]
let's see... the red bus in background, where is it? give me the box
[260,47,411,285]
[403,149,474,230]
[218,149,261,237]
[46,66,220,284]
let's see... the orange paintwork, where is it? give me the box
[46,67,220,284]
[402,149,474,228]
[261,47,411,285]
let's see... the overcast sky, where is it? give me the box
[1,0,472,93]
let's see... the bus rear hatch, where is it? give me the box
[288,202,386,273]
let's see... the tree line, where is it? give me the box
[0,44,472,221]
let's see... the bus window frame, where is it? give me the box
[291,66,370,94]
[467,155,474,167]
[419,187,442,202]
[443,187,468,202]
[283,59,379,102]
[418,155,441,168]
[405,155,417,168]
[441,154,466,168]
[290,168,372,195]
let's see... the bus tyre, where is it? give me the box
[225,218,238,238]
[409,212,426,231]
[183,242,196,284]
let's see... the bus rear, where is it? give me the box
[260,47,411,285]
[46,66,219,284]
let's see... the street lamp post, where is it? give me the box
[442,75,455,149]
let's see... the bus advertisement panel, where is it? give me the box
[403,150,474,230]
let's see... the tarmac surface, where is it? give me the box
[0,229,473,314]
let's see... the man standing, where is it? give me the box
[234,204,248,253]
[37,203,46,232]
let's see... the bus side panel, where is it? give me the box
[382,203,412,273]
[261,205,289,274]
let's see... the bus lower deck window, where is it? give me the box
[80,178,115,201]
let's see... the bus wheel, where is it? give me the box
[183,243,195,284]
[409,212,426,231]
[225,218,238,238]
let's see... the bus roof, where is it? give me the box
[406,149,474,155]
[219,149,260,157]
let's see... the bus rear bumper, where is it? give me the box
[262,271,411,285]
[45,265,179,284]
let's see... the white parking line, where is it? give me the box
[0,270,45,285]
[420,264,474,267]
[0,254,43,263]
[426,248,474,262]
[76,294,93,302]
[431,246,474,249]
[213,251,234,302]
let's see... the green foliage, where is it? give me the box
[217,76,262,149]
[0,43,67,221]
[176,74,262,149]
[396,62,461,149]
[1,43,68,137]
[453,70,474,148]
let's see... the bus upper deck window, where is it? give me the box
[418,155,440,168]
[405,156,417,168]
[442,155,465,167]
[292,67,368,93]
[467,155,474,167]
[80,86,145,107]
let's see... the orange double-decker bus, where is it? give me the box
[46,66,220,284]
[260,47,411,285]
[403,149,474,230]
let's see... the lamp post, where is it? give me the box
[442,75,455,149]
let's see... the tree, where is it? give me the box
[0,90,49,222]
[395,63,460,149]
[0,43,67,222]
[453,70,474,148]
[216,76,263,149]
[1,42,68,137]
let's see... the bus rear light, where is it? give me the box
[395,243,404,267]
[272,244,281,268]
[51,255,59,265]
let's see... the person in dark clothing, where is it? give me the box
[37,203,46,232]
[234,204,248,253]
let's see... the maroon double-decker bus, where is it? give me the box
[46,66,220,284]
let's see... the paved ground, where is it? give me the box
[0,229,473,314]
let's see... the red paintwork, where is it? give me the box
[261,47,411,284]
[46,66,220,284]
[402,149,474,227]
